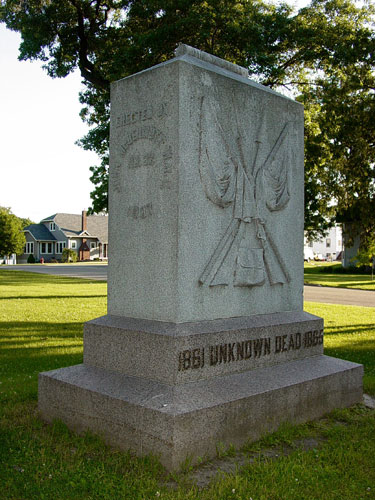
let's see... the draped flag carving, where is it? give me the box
[198,95,291,288]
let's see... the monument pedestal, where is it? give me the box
[38,45,363,470]
[39,355,362,471]
[39,313,363,470]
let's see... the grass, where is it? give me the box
[5,262,108,267]
[1,269,375,499]
[304,301,375,395]
[304,262,375,290]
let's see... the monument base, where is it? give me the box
[82,312,325,384]
[39,355,363,471]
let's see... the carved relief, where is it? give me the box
[161,145,173,190]
[177,329,323,372]
[112,120,174,208]
[115,102,169,128]
[126,203,153,219]
[199,94,291,287]
[120,124,166,151]
[127,151,156,169]
[112,164,122,193]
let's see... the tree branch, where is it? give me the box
[69,0,110,89]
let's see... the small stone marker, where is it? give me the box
[38,45,363,470]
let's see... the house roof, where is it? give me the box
[40,214,58,222]
[25,224,57,241]
[42,213,108,243]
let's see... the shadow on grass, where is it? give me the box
[324,331,375,384]
[0,351,83,372]
[325,337,375,351]
[324,324,375,335]
[325,347,375,376]
[335,282,375,289]
[0,321,83,346]
[1,349,82,377]
[0,345,84,384]
[0,270,105,287]
[304,264,342,274]
[0,321,84,341]
[1,341,83,352]
[0,295,106,300]
[0,320,85,379]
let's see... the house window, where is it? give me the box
[308,241,313,248]
[50,222,56,231]
[56,242,66,254]
[40,242,53,254]
[71,241,77,249]
[326,238,331,248]
[25,242,34,254]
[338,240,342,248]
[90,242,97,250]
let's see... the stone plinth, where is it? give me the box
[39,356,363,471]
[38,45,363,470]
[82,312,324,384]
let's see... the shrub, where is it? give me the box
[27,254,36,264]
[61,248,78,263]
[306,263,372,275]
[329,265,372,275]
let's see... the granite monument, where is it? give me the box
[39,45,363,470]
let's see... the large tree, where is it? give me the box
[2,0,375,249]
[0,207,26,257]
[1,0,295,211]
[294,0,375,249]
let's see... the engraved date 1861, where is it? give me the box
[126,203,153,220]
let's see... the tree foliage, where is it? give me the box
[294,0,375,250]
[0,207,26,256]
[2,0,375,252]
[355,238,375,269]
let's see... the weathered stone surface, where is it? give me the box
[39,355,363,471]
[83,311,324,384]
[108,45,304,323]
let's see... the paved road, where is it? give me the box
[2,265,375,307]
[2,264,108,281]
[304,284,375,308]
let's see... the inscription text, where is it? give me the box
[178,330,324,372]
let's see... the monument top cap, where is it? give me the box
[174,44,249,78]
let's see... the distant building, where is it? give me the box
[1,254,17,265]
[304,225,343,261]
[19,211,108,263]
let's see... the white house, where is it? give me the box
[1,254,17,265]
[304,225,343,261]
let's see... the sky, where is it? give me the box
[0,4,307,224]
[0,24,99,223]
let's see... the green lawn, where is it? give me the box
[304,262,375,290]
[304,301,375,395]
[1,269,375,499]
